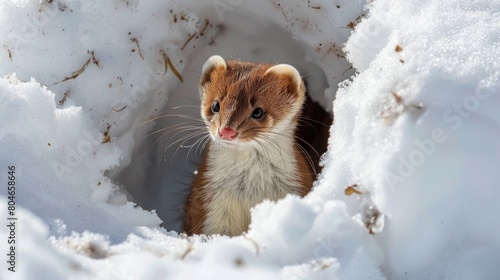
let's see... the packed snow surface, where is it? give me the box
[0,0,499,279]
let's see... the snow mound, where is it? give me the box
[0,75,161,241]
[314,0,500,278]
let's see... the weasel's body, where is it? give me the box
[183,56,313,236]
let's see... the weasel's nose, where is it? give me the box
[219,127,238,141]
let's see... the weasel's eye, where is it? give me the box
[252,108,264,119]
[211,101,220,113]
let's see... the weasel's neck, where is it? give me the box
[207,130,298,184]
[202,130,301,235]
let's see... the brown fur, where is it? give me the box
[183,146,210,235]
[199,59,305,141]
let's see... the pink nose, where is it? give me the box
[219,127,238,140]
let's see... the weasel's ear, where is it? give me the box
[200,55,226,86]
[264,64,305,97]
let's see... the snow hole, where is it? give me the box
[114,6,342,232]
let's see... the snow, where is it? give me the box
[324,0,500,278]
[0,0,499,279]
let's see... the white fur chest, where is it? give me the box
[202,141,300,236]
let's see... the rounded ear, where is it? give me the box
[200,55,227,86]
[264,64,305,97]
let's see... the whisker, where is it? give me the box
[253,138,272,161]
[164,129,207,153]
[260,136,287,159]
[196,134,211,155]
[257,135,283,154]
[297,119,319,131]
[143,122,203,139]
[150,126,205,153]
[165,131,207,165]
[294,135,320,156]
[298,115,331,127]
[147,129,172,157]
[172,132,208,167]
[252,129,320,175]
[257,132,315,177]
[300,73,313,79]
[201,135,212,151]
[148,126,204,158]
[295,142,317,175]
[171,104,200,110]
[186,134,210,164]
[140,114,203,127]
[242,127,294,169]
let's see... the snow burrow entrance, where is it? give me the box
[113,4,354,232]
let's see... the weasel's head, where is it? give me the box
[199,55,306,148]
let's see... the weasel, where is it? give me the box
[183,55,314,236]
